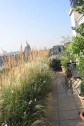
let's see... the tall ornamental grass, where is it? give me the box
[0,60,53,126]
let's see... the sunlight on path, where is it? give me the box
[46,72,84,126]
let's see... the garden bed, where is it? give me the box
[0,59,53,126]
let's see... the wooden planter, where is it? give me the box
[78,95,84,122]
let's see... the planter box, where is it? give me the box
[80,111,84,122]
[61,66,66,74]
[78,94,84,108]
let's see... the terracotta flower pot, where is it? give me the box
[61,66,65,73]
[61,66,67,76]
[78,94,84,108]
[80,111,84,122]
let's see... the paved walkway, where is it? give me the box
[46,72,84,126]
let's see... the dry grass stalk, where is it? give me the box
[0,48,48,87]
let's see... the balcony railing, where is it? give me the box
[70,0,82,7]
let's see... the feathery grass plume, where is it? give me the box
[11,56,15,80]
[19,44,25,74]
[29,51,33,63]
[8,56,12,79]
[31,119,49,126]
[3,60,8,85]
[0,57,53,126]
[8,56,13,80]
[2,56,8,80]
[0,74,2,87]
[20,44,24,65]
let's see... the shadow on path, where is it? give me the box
[46,72,84,126]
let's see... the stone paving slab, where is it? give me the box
[59,110,80,120]
[60,119,82,126]
[58,97,74,104]
[49,121,59,126]
[46,111,58,121]
[57,86,71,94]
[46,72,84,126]
[59,102,76,111]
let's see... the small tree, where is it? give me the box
[61,36,72,45]
[69,0,84,77]
[61,0,84,76]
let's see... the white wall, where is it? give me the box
[69,8,84,36]
[77,15,84,25]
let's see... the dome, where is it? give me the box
[24,42,31,54]
[0,48,7,56]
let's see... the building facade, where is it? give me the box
[49,45,64,59]
[69,0,84,36]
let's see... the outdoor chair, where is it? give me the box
[66,62,80,91]
[62,62,81,93]
[61,62,73,92]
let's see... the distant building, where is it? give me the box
[53,45,64,55]
[69,0,84,36]
[49,45,64,58]
[0,42,31,66]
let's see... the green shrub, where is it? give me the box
[80,81,84,96]
[49,58,62,71]
[0,61,53,126]
[61,58,69,72]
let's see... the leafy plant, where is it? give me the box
[77,56,84,77]
[80,81,84,96]
[71,36,84,55]
[61,43,75,71]
[49,58,62,71]
[61,0,84,77]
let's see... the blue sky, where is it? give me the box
[0,0,72,52]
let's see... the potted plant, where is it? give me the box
[78,81,84,122]
[80,111,84,122]
[79,81,84,107]
[61,60,72,77]
[61,59,68,76]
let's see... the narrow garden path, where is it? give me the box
[46,72,84,126]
